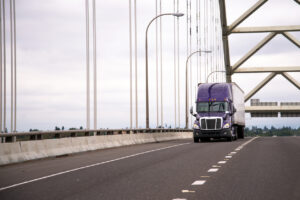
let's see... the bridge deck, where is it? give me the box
[0,136,299,200]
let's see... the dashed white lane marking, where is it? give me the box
[182,190,195,193]
[0,142,191,192]
[240,137,258,147]
[201,176,210,178]
[175,137,260,200]
[208,168,219,172]
[192,180,206,185]
[212,165,221,168]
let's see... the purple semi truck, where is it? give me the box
[190,82,245,142]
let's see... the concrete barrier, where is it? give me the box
[0,143,23,165]
[71,137,90,153]
[20,140,48,161]
[44,138,74,157]
[0,132,192,166]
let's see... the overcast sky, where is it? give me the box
[3,0,300,131]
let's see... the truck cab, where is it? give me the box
[191,83,245,142]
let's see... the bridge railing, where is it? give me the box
[0,128,192,143]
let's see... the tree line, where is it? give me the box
[245,126,300,137]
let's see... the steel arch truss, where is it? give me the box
[218,0,300,106]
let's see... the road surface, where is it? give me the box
[0,136,299,200]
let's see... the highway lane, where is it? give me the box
[181,136,300,200]
[0,136,299,200]
[0,140,193,188]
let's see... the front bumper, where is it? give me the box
[193,128,231,138]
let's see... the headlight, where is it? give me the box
[223,123,230,129]
[193,123,200,129]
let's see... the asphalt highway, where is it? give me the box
[0,136,299,200]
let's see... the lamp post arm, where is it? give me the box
[145,13,181,56]
[146,13,177,37]
[206,70,226,83]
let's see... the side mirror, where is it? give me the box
[190,106,197,117]
[225,110,233,116]
[190,106,193,115]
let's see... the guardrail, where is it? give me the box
[0,128,192,143]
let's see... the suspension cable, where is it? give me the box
[2,0,6,133]
[129,0,132,129]
[173,0,177,128]
[189,0,192,128]
[196,0,199,83]
[0,0,2,133]
[177,0,180,127]
[155,0,159,128]
[10,0,14,132]
[13,0,16,132]
[186,0,189,127]
[134,0,138,128]
[160,0,163,127]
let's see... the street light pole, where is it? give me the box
[145,12,184,129]
[185,50,211,128]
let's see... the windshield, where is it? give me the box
[197,102,228,113]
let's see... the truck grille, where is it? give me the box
[200,118,222,130]
[201,119,206,129]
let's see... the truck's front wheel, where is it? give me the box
[193,137,199,143]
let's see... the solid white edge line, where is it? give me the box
[0,142,191,192]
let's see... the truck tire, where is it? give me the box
[227,136,233,142]
[238,126,245,139]
[233,127,238,140]
[193,137,199,143]
[230,127,237,141]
